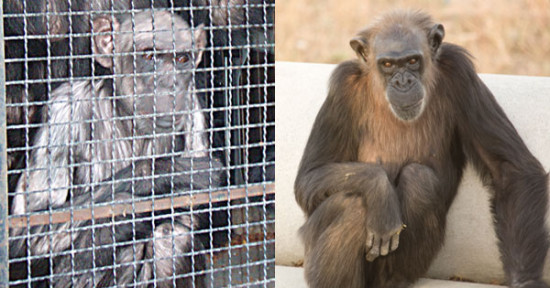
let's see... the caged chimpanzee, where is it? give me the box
[10,10,223,287]
[4,0,274,191]
[295,10,549,288]
[11,10,209,215]
[5,1,273,285]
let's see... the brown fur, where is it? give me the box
[295,10,549,288]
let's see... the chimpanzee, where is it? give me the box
[295,10,549,288]
[4,0,274,190]
[10,10,221,287]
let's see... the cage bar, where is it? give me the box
[3,0,274,286]
[0,0,9,285]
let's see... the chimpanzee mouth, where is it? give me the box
[393,82,419,93]
[399,101,422,111]
[390,100,424,122]
[389,97,422,112]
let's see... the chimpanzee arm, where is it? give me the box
[88,156,223,205]
[183,87,209,157]
[42,155,222,287]
[294,62,404,259]
[12,81,93,215]
[447,49,549,287]
[295,62,400,216]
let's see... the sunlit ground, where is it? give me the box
[276,0,550,76]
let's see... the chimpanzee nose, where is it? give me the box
[391,73,414,91]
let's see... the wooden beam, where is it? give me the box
[9,183,274,228]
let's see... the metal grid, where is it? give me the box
[2,1,274,287]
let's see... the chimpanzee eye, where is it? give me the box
[142,52,154,61]
[409,58,418,65]
[176,53,190,64]
[383,61,393,68]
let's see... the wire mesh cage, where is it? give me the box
[2,0,274,287]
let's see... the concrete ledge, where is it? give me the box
[275,61,550,285]
[275,266,505,288]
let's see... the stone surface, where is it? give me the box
[275,61,550,284]
[275,266,505,288]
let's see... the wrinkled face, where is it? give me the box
[350,20,444,122]
[374,30,427,121]
[93,11,206,133]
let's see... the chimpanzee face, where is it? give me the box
[93,11,206,133]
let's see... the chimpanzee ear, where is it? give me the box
[92,16,120,68]
[350,36,369,63]
[428,23,445,54]
[193,24,206,66]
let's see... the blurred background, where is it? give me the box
[276,0,550,76]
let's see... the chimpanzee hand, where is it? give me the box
[363,183,404,262]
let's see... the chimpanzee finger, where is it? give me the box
[366,238,380,262]
[380,237,391,256]
[390,232,400,252]
[365,231,374,252]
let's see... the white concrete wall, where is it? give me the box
[276,266,505,288]
[275,61,550,284]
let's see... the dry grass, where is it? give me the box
[276,0,550,76]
